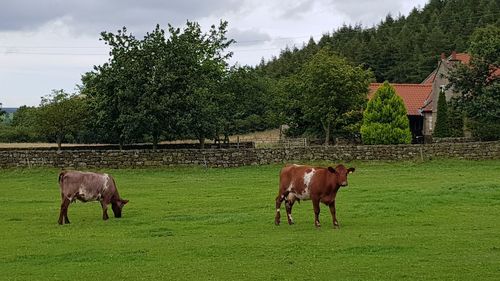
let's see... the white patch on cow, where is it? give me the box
[303,169,315,187]
[287,213,294,223]
[78,184,94,201]
[276,208,280,212]
[293,164,303,167]
[295,169,315,200]
[102,174,109,191]
[287,183,294,192]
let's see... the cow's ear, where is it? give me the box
[121,199,129,205]
[328,167,336,173]
[348,167,355,174]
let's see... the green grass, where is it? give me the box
[0,160,499,280]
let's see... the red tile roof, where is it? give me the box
[369,83,432,116]
[421,53,470,84]
[448,52,499,81]
[450,53,471,64]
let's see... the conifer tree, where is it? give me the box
[433,90,450,137]
[360,81,412,144]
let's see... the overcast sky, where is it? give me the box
[0,0,428,107]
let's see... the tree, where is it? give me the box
[167,21,234,148]
[6,105,42,142]
[97,27,146,148]
[361,81,412,144]
[219,66,278,139]
[447,25,500,140]
[448,100,464,137]
[285,49,372,145]
[82,21,234,149]
[37,90,88,150]
[258,0,499,84]
[0,102,5,122]
[433,90,450,137]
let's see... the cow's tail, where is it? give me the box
[58,171,66,185]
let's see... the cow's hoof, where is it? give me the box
[315,222,321,228]
[275,221,280,226]
[288,221,294,225]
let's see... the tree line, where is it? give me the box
[258,0,499,83]
[1,21,281,148]
[1,0,498,146]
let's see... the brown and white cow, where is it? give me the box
[58,171,128,225]
[274,164,355,228]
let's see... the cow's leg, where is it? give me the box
[58,196,71,225]
[312,198,321,227]
[64,209,70,224]
[329,201,339,229]
[100,201,109,220]
[285,196,296,225]
[275,193,286,226]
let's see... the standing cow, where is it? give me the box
[58,171,128,225]
[275,164,355,228]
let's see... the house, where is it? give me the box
[368,83,432,142]
[419,51,470,137]
[369,51,471,142]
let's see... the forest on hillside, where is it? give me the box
[257,0,500,83]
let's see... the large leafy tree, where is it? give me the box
[361,81,412,144]
[447,25,500,140]
[168,21,234,148]
[134,25,178,147]
[284,49,372,145]
[36,90,88,149]
[80,28,142,148]
[81,21,233,149]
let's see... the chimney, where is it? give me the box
[451,51,457,60]
[440,52,446,60]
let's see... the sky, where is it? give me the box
[0,0,428,107]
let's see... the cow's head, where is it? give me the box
[328,164,355,187]
[111,199,129,218]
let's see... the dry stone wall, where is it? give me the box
[0,141,498,169]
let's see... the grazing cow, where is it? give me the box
[274,164,355,228]
[58,171,128,225]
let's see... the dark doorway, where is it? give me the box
[408,115,424,143]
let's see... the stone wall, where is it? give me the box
[0,141,498,169]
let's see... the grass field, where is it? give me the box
[0,160,499,280]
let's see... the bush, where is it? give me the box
[0,125,44,143]
[360,81,412,144]
[467,118,500,141]
[448,103,464,137]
